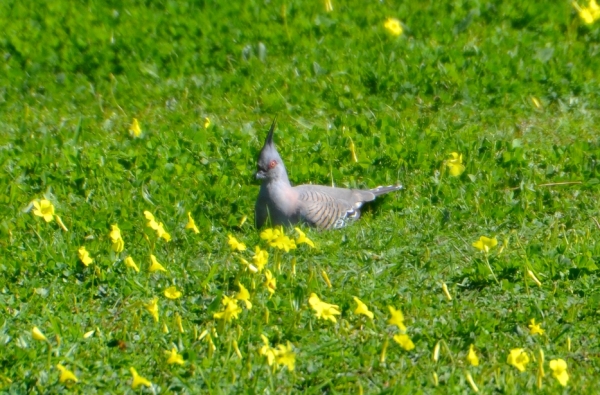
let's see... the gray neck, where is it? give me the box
[272,164,292,187]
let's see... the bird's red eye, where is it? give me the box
[269,160,277,169]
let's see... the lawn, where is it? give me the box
[1,0,600,393]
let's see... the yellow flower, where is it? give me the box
[213,297,242,322]
[270,233,296,252]
[109,224,125,253]
[130,118,142,137]
[387,306,406,331]
[253,246,269,271]
[130,367,152,389]
[144,211,171,241]
[264,270,277,296]
[528,319,544,335]
[384,17,403,36]
[446,152,466,176]
[165,347,185,365]
[32,199,55,222]
[156,222,171,241]
[295,227,315,248]
[259,335,295,371]
[185,212,200,234]
[78,246,93,266]
[204,117,211,128]
[32,326,47,341]
[467,344,479,366]
[507,348,530,372]
[573,0,600,24]
[236,282,252,309]
[308,293,341,323]
[260,227,281,242]
[393,333,415,351]
[145,297,159,322]
[144,211,157,227]
[228,234,246,251]
[56,364,78,383]
[472,236,498,253]
[149,254,167,272]
[353,296,374,319]
[124,256,139,272]
[549,359,569,386]
[164,286,182,299]
[275,342,296,371]
[260,335,277,366]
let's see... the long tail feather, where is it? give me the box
[370,184,403,197]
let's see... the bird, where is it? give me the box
[254,119,403,229]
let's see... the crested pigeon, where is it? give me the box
[254,120,402,229]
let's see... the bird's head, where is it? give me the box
[256,118,288,182]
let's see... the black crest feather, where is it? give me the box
[264,117,277,147]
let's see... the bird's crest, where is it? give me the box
[264,117,277,148]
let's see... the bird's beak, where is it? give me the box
[255,170,267,180]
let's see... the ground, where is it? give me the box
[0,0,599,393]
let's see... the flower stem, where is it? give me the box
[484,254,499,284]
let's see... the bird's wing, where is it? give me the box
[295,186,368,229]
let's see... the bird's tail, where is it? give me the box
[370,184,403,197]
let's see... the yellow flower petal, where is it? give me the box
[228,234,246,251]
[124,256,139,272]
[130,118,142,137]
[32,326,47,341]
[295,227,315,248]
[213,297,242,322]
[387,306,406,331]
[149,254,167,272]
[353,296,374,319]
[507,348,530,372]
[145,297,159,322]
[130,367,152,389]
[78,246,93,266]
[165,347,185,365]
[264,270,277,296]
[467,344,479,366]
[308,293,341,323]
[164,286,182,299]
[528,319,545,335]
[446,152,466,176]
[472,236,498,253]
[32,199,55,222]
[549,358,569,386]
[252,246,269,272]
[56,364,78,383]
[393,333,415,351]
[235,282,252,309]
[185,212,200,234]
[275,342,296,371]
[384,17,403,36]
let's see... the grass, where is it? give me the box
[1,0,600,393]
